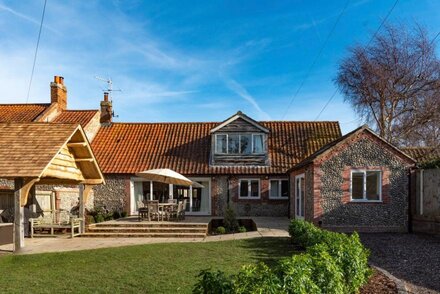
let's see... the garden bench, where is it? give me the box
[30,216,82,238]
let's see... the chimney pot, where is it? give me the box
[51,75,67,111]
[104,92,109,102]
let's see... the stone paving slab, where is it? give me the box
[0,217,291,255]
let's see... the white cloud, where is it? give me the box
[225,79,271,120]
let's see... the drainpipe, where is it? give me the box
[408,168,414,233]
[420,169,424,216]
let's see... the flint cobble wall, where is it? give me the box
[93,174,130,213]
[319,138,409,231]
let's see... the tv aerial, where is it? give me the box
[95,76,121,118]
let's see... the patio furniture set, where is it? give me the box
[137,199,186,222]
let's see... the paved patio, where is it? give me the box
[0,217,290,255]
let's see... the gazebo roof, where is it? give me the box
[0,122,104,185]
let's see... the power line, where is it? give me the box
[314,0,399,121]
[281,0,350,119]
[26,0,47,103]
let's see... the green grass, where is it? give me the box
[0,237,296,293]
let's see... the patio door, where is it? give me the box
[295,174,305,219]
[188,178,211,215]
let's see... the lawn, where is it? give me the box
[0,237,296,293]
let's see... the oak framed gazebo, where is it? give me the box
[0,123,104,252]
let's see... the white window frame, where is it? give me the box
[238,179,261,199]
[215,134,228,154]
[214,133,265,155]
[350,169,382,202]
[252,134,265,154]
[295,174,305,219]
[269,179,289,199]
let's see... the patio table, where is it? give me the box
[158,203,178,221]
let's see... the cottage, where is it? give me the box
[289,126,415,232]
[0,76,419,233]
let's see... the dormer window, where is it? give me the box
[215,133,265,155]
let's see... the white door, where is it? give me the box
[295,174,305,219]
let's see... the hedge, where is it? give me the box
[193,220,371,294]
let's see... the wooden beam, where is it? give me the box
[20,178,40,206]
[67,142,87,148]
[82,179,104,185]
[74,158,94,162]
[14,178,24,252]
[79,184,93,234]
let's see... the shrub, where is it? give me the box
[113,211,121,219]
[121,211,128,218]
[223,205,239,233]
[238,226,247,233]
[193,269,234,294]
[307,244,345,293]
[289,220,371,293]
[234,263,281,294]
[94,214,105,223]
[216,226,226,234]
[278,254,320,294]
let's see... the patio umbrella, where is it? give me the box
[135,168,204,188]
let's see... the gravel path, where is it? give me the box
[360,233,440,294]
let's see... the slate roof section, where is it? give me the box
[91,121,342,175]
[0,104,50,123]
[402,147,440,163]
[53,110,99,127]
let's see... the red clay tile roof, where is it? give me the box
[402,147,440,163]
[91,121,342,175]
[0,104,50,123]
[53,110,99,127]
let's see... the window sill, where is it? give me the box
[350,200,383,203]
[238,197,261,200]
[269,197,289,200]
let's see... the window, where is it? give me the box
[216,134,227,154]
[228,134,240,154]
[270,179,289,199]
[214,133,265,154]
[239,179,260,198]
[240,134,252,154]
[350,170,382,201]
[253,134,264,153]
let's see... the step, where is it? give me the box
[90,222,208,228]
[87,227,207,234]
[80,232,207,238]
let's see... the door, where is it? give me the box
[295,174,305,219]
[187,178,211,215]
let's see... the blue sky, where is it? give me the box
[0,0,439,133]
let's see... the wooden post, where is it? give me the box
[79,184,93,234]
[14,178,24,252]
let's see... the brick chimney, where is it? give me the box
[100,92,113,124]
[50,76,67,111]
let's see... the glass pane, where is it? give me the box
[300,178,305,216]
[296,178,300,215]
[270,180,279,197]
[228,134,240,154]
[240,135,252,154]
[153,182,169,202]
[250,180,259,197]
[143,181,151,200]
[351,172,364,200]
[253,135,264,153]
[134,182,144,211]
[366,171,380,200]
[281,180,289,197]
[216,135,227,153]
[240,180,249,197]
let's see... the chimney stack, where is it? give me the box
[100,92,113,124]
[50,76,67,111]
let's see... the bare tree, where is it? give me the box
[336,24,440,147]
